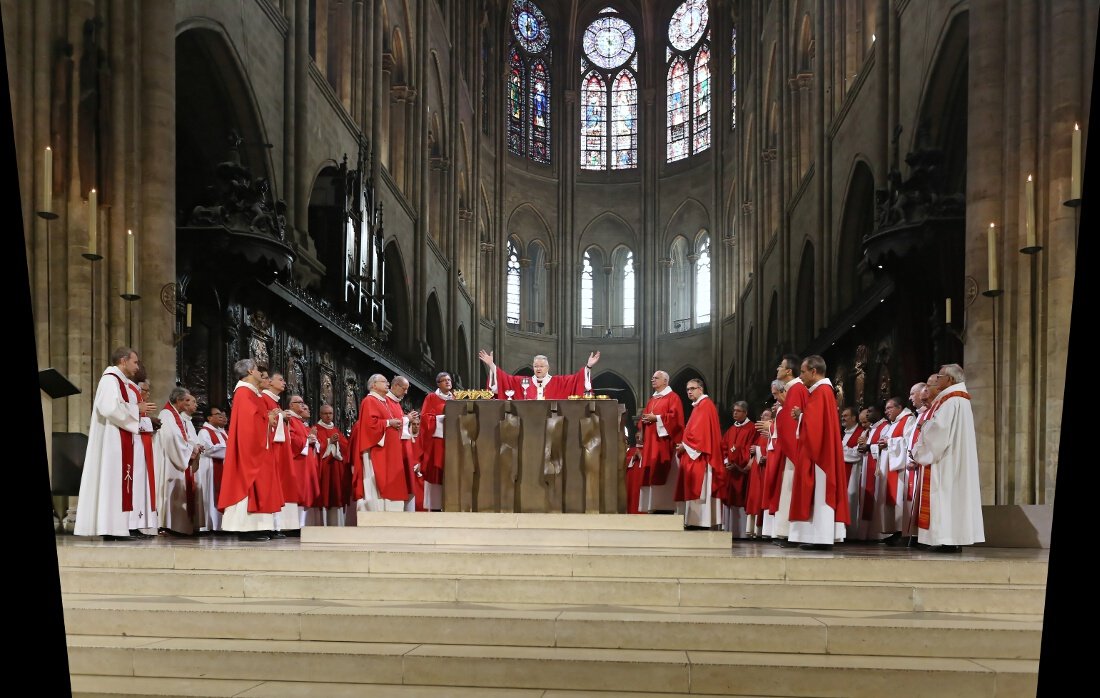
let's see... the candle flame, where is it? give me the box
[989,222,995,228]
[128,229,133,236]
[1076,123,1080,131]
[1027,174,1032,182]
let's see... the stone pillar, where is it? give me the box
[295,0,310,237]
[965,0,1007,505]
[138,0,175,393]
[283,0,296,224]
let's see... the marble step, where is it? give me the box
[59,567,1047,615]
[69,675,778,698]
[66,635,1039,697]
[61,596,1043,659]
[353,512,688,530]
[55,544,1049,586]
[305,525,733,548]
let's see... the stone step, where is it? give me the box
[69,675,778,697]
[353,512,688,530]
[61,597,1043,659]
[55,543,1049,586]
[59,567,1047,614]
[67,635,1038,697]
[305,525,733,548]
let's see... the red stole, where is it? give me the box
[490,366,589,400]
[885,414,912,506]
[164,403,196,516]
[108,374,136,512]
[843,425,865,485]
[862,420,890,521]
[128,383,156,511]
[203,426,225,507]
[914,391,972,528]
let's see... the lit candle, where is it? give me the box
[126,229,135,295]
[945,298,952,324]
[88,189,97,256]
[42,146,52,212]
[1072,123,1081,200]
[186,303,192,328]
[987,223,999,291]
[1025,174,1035,248]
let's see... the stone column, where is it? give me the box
[966,0,1007,505]
[138,0,175,393]
[295,0,310,238]
[283,0,296,224]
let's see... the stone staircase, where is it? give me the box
[58,514,1046,697]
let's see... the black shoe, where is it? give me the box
[270,531,288,539]
[883,532,903,546]
[798,543,833,551]
[284,529,302,538]
[239,531,271,542]
[102,534,136,541]
[129,529,155,538]
[930,544,962,553]
[773,538,798,548]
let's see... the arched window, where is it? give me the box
[580,9,639,170]
[695,234,711,325]
[669,236,691,331]
[666,0,710,162]
[508,0,551,163]
[506,238,521,326]
[581,249,595,328]
[610,246,635,336]
[526,241,548,333]
[730,26,737,129]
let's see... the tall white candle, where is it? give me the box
[1072,123,1082,200]
[186,303,192,328]
[126,229,135,295]
[1025,174,1036,248]
[945,298,952,324]
[987,223,999,291]
[42,147,52,212]
[88,189,97,256]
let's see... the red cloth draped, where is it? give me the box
[637,392,684,487]
[354,393,410,501]
[862,420,891,521]
[262,394,299,504]
[288,416,322,507]
[490,365,589,400]
[789,382,850,525]
[218,385,285,513]
[624,446,645,514]
[419,392,449,485]
[674,397,725,502]
[721,421,757,507]
[202,426,225,508]
[315,423,349,508]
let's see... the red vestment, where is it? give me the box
[217,384,284,513]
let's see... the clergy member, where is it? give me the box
[388,376,422,511]
[196,405,228,533]
[787,355,850,549]
[315,404,349,526]
[839,406,865,528]
[75,347,158,540]
[418,372,454,511]
[624,432,645,515]
[354,374,411,511]
[263,371,300,537]
[721,400,756,537]
[637,370,684,514]
[876,396,917,544]
[674,378,725,529]
[154,387,203,536]
[217,358,284,541]
[479,349,600,400]
[771,355,809,546]
[287,395,323,527]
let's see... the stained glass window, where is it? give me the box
[506,239,521,326]
[529,60,550,163]
[508,48,525,156]
[583,16,635,69]
[731,27,737,130]
[666,57,690,162]
[581,11,638,171]
[511,0,550,53]
[581,72,607,170]
[581,250,594,327]
[611,71,638,169]
[508,1,551,163]
[692,45,711,154]
[666,1,710,162]
[668,0,708,51]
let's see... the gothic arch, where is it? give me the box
[425,292,445,369]
[592,369,637,436]
[507,202,554,247]
[835,159,876,311]
[915,10,970,196]
[579,211,637,251]
[663,197,710,247]
[383,239,412,354]
[455,324,470,388]
[670,365,708,418]
[794,240,815,352]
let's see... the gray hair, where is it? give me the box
[939,364,965,383]
[233,358,257,379]
[804,354,827,376]
[733,400,749,411]
[168,386,191,405]
[533,354,549,364]
[111,346,136,365]
[653,370,669,381]
[770,379,786,392]
[435,372,451,383]
[392,375,410,388]
[910,382,927,393]
[368,373,387,390]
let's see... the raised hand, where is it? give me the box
[478,349,495,366]
[587,351,601,368]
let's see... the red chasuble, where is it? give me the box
[674,397,726,502]
[636,391,685,487]
[624,446,645,514]
[419,392,449,485]
[744,431,769,516]
[262,393,299,506]
[288,416,322,507]
[489,365,590,400]
[721,421,757,507]
[315,423,349,509]
[763,415,786,514]
[789,381,851,525]
[844,426,866,484]
[217,384,285,513]
[355,393,411,501]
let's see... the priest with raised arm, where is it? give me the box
[479,349,599,400]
